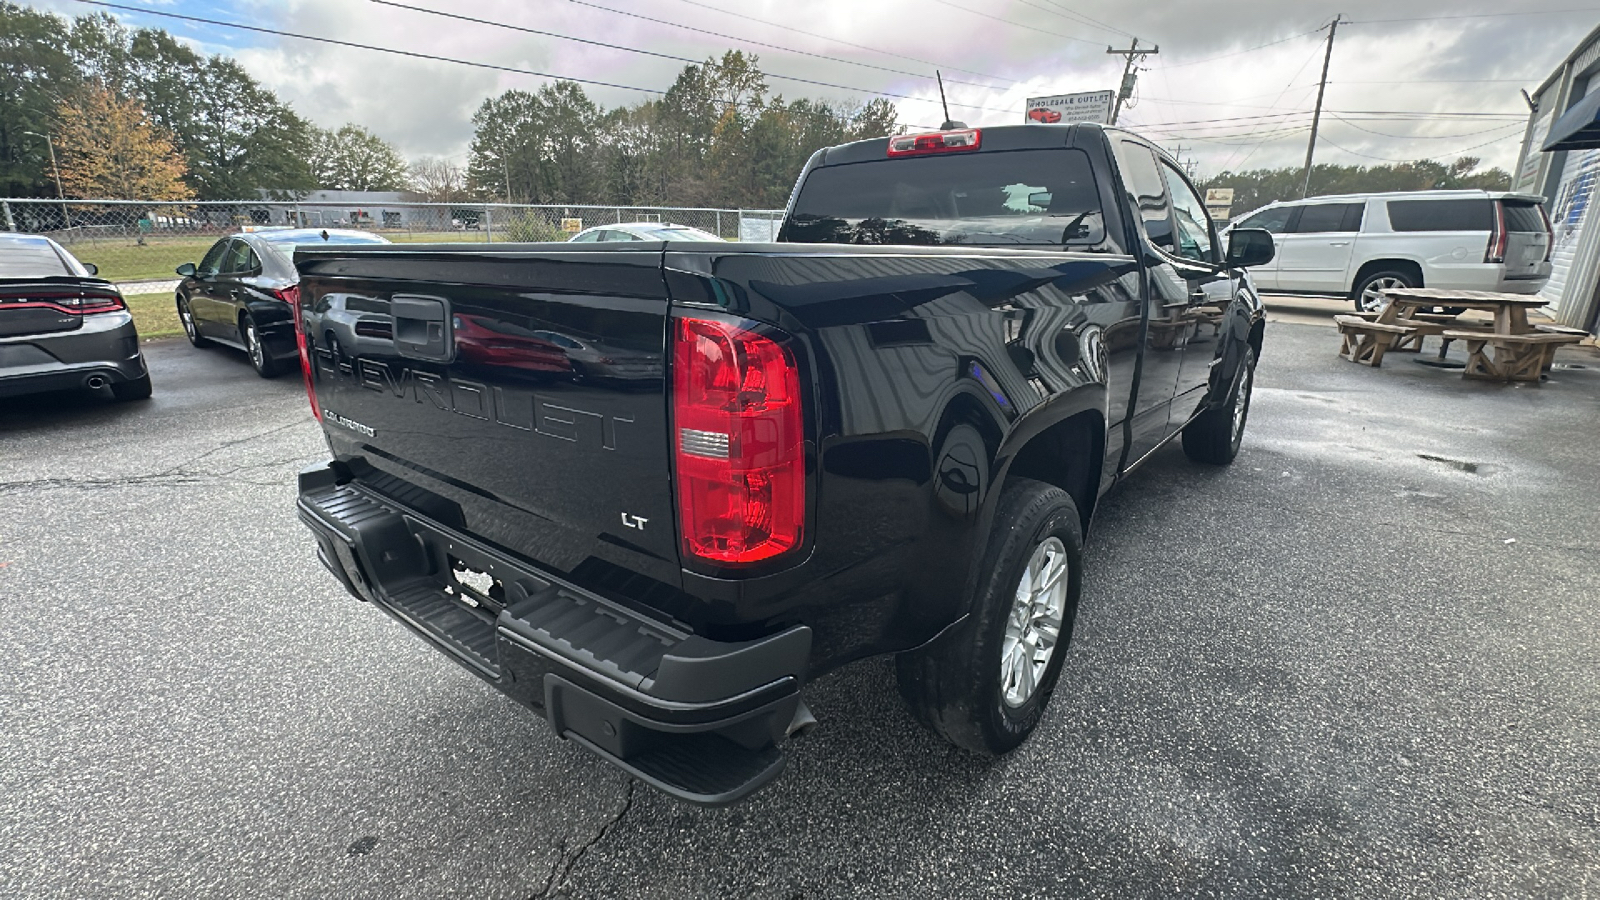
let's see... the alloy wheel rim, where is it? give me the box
[180,303,195,339]
[1232,363,1253,442]
[1000,535,1070,709]
[1361,276,1404,312]
[246,324,263,367]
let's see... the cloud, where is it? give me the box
[58,0,1599,176]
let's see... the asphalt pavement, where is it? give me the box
[2,319,1598,899]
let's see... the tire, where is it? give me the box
[178,295,208,348]
[1182,345,1255,466]
[110,372,153,401]
[1351,269,1416,313]
[241,314,282,378]
[895,478,1084,756]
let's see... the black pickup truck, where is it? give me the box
[291,123,1274,805]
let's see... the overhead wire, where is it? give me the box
[1152,28,1323,70]
[655,0,1018,85]
[1316,123,1529,163]
[1011,0,1137,39]
[1032,0,1137,39]
[1345,7,1600,24]
[924,0,1106,46]
[373,0,1021,111]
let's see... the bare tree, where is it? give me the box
[408,155,466,203]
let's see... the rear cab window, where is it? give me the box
[1386,198,1493,232]
[782,147,1111,250]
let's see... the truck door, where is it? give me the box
[1110,139,1188,464]
[1154,158,1232,425]
[1272,202,1364,293]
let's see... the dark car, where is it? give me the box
[290,123,1276,806]
[0,232,151,401]
[175,229,389,377]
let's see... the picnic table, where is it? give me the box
[1332,288,1582,381]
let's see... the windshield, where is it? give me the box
[257,231,391,247]
[781,148,1106,248]
[0,235,77,278]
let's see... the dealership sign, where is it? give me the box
[1024,90,1114,125]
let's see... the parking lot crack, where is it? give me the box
[528,780,635,899]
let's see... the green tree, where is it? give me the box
[55,84,190,200]
[0,2,80,197]
[68,12,315,198]
[309,124,410,192]
[1203,157,1513,213]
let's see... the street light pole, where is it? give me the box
[22,130,69,229]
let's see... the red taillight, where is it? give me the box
[887,128,981,157]
[1486,202,1508,264]
[672,316,804,565]
[288,286,321,421]
[2,290,126,315]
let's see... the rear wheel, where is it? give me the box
[110,372,153,401]
[1351,270,1415,313]
[1182,346,1255,465]
[895,478,1083,755]
[178,295,208,348]
[241,314,282,378]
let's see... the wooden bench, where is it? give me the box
[1334,315,1412,367]
[1440,330,1585,382]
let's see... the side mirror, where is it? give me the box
[1226,228,1275,269]
[82,262,98,276]
[176,262,197,277]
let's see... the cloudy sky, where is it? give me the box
[36,0,1600,177]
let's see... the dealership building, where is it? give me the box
[1513,22,1600,337]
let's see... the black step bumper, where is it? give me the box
[295,462,810,806]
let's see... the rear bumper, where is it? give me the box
[1423,262,1551,294]
[0,312,146,398]
[295,462,811,806]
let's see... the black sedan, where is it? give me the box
[0,232,151,401]
[175,229,389,377]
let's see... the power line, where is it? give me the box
[925,0,1105,46]
[654,0,1018,85]
[1012,0,1136,39]
[1345,6,1600,24]
[1300,14,1342,198]
[1153,28,1323,70]
[1327,115,1528,141]
[73,0,667,95]
[1316,125,1528,163]
[372,0,1018,112]
[1331,78,1542,84]
[1032,0,1138,39]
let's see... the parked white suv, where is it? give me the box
[1227,190,1552,311]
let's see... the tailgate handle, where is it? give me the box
[391,294,454,362]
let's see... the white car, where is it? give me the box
[1226,190,1552,311]
[566,222,722,243]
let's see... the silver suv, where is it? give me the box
[1227,190,1552,311]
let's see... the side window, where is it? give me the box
[1387,199,1493,232]
[569,230,601,242]
[1240,206,1296,234]
[1292,203,1362,234]
[1116,141,1174,250]
[221,240,256,275]
[198,239,230,276]
[1159,161,1215,263]
[601,230,639,242]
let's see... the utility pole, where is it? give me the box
[22,130,68,229]
[1300,14,1343,198]
[1107,39,1158,126]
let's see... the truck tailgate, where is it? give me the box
[295,245,679,584]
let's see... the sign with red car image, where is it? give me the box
[1025,90,1114,126]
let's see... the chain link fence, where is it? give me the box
[0,199,786,286]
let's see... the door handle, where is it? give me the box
[391,294,453,362]
[1328,241,1350,247]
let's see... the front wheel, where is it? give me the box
[1351,270,1416,313]
[241,315,283,378]
[895,478,1083,755]
[178,295,208,348]
[1182,345,1256,466]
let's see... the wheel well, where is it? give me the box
[1249,319,1265,356]
[1005,410,1103,533]
[1352,259,1423,295]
